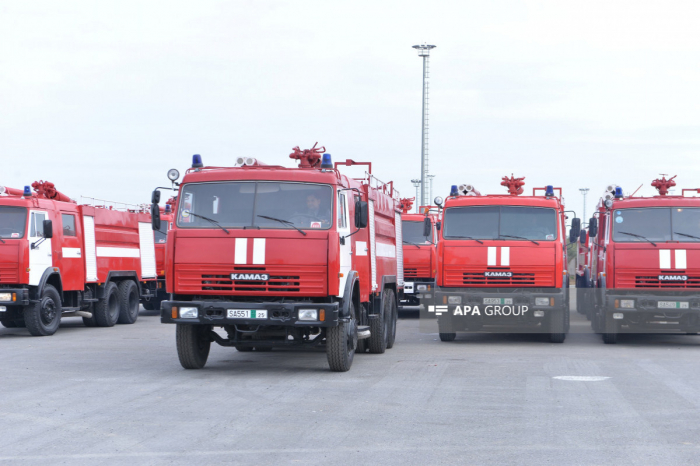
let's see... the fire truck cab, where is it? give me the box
[0,182,158,336]
[156,146,402,372]
[584,177,700,343]
[429,177,580,343]
[398,198,438,308]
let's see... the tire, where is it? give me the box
[24,284,62,336]
[176,324,212,369]
[386,290,397,349]
[439,332,456,342]
[368,290,391,354]
[326,301,357,372]
[94,282,120,327]
[549,310,566,343]
[117,280,140,324]
[602,314,619,344]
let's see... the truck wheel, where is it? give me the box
[176,324,212,369]
[386,290,397,349]
[326,301,357,372]
[368,291,391,353]
[439,332,456,342]
[602,314,619,344]
[117,280,140,324]
[24,284,62,336]
[94,282,120,327]
[549,310,566,343]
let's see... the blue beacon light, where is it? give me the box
[545,185,554,197]
[192,154,203,168]
[165,204,172,213]
[23,186,31,197]
[450,185,459,196]
[320,153,333,169]
[614,187,623,199]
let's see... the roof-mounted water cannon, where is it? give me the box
[458,184,480,196]
[192,154,203,169]
[501,175,525,196]
[31,181,74,203]
[289,142,326,169]
[652,175,677,196]
[398,197,415,214]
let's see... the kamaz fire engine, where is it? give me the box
[155,146,402,371]
[0,182,159,335]
[398,198,438,308]
[582,177,700,343]
[427,177,580,343]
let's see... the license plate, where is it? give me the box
[483,298,513,305]
[227,309,268,319]
[657,301,689,309]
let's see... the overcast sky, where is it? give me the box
[1,0,699,221]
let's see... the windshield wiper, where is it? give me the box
[618,231,656,247]
[188,212,230,234]
[674,231,700,241]
[447,235,484,244]
[499,234,539,245]
[403,240,420,247]
[257,215,307,236]
[0,238,5,244]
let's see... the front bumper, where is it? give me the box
[401,279,435,305]
[603,290,700,316]
[0,288,30,307]
[161,300,340,327]
[427,287,567,330]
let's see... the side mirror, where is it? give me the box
[43,220,53,239]
[423,217,432,237]
[588,217,598,238]
[579,230,587,244]
[151,190,161,204]
[436,221,441,231]
[151,203,161,231]
[569,218,581,244]
[355,200,369,228]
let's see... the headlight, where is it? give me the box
[179,307,198,318]
[620,300,634,309]
[604,199,613,209]
[535,297,550,306]
[447,296,462,304]
[416,284,429,291]
[0,292,12,301]
[298,309,318,321]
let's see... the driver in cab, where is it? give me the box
[298,192,331,228]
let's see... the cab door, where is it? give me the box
[28,210,53,286]
[336,190,352,295]
[57,212,84,290]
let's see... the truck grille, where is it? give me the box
[176,264,327,296]
[0,264,19,283]
[616,270,700,289]
[443,266,555,287]
[405,266,431,279]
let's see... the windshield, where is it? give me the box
[612,207,700,242]
[0,206,27,239]
[177,182,333,230]
[443,206,557,241]
[403,220,432,244]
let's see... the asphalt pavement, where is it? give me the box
[2,301,700,465]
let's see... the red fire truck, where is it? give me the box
[0,182,159,335]
[429,177,580,343]
[583,177,700,343]
[155,146,403,371]
[398,198,438,308]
